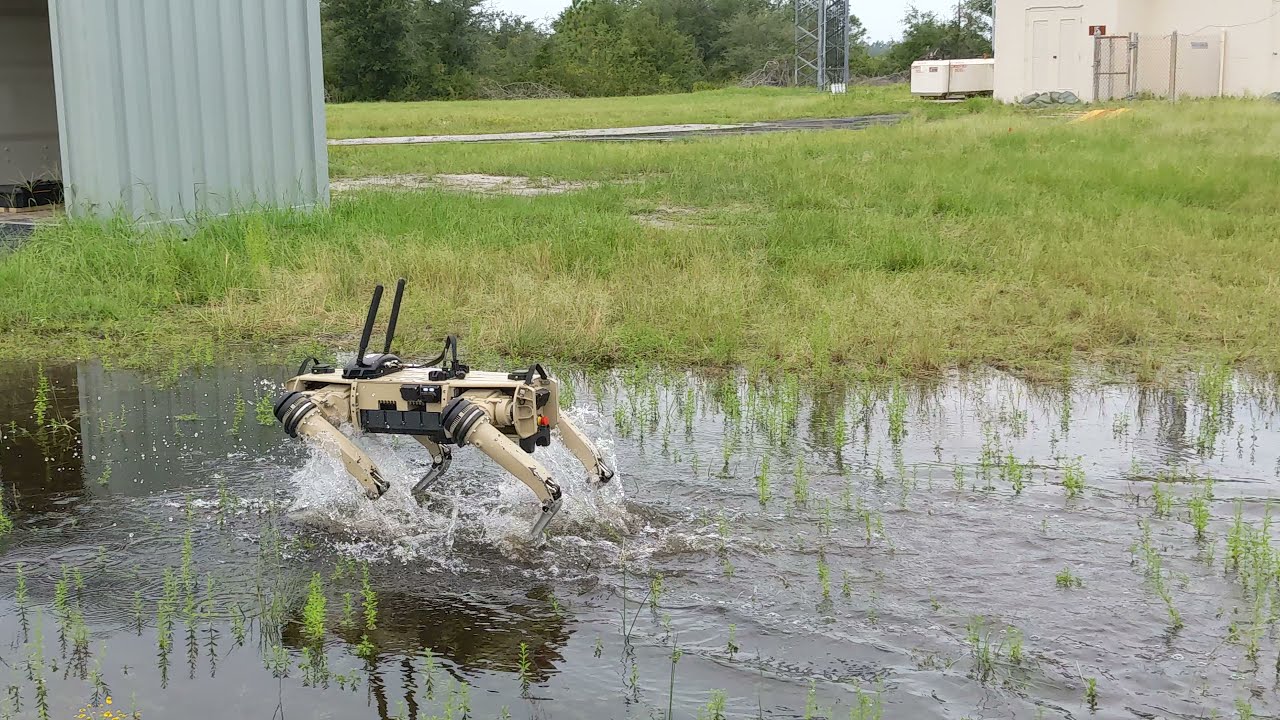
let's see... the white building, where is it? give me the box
[994,0,1280,102]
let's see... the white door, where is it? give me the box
[1025,7,1085,95]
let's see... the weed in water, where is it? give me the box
[421,647,438,700]
[1152,480,1173,518]
[756,456,771,506]
[650,573,664,610]
[340,592,355,629]
[697,690,728,720]
[303,572,327,643]
[0,487,13,535]
[726,624,739,659]
[254,395,274,426]
[667,642,683,720]
[1003,453,1025,495]
[1084,676,1098,711]
[1007,627,1023,665]
[1056,567,1084,589]
[1236,699,1253,720]
[355,634,376,660]
[230,390,246,434]
[15,563,29,639]
[361,564,378,631]
[33,367,50,428]
[966,616,998,683]
[850,681,884,720]
[517,641,532,689]
[1187,478,1214,541]
[887,382,908,444]
[793,456,809,508]
[817,549,831,601]
[1062,457,1085,498]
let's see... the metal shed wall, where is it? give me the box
[47,0,329,221]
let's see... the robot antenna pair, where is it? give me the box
[274,279,614,537]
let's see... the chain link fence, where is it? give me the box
[1094,32,1224,101]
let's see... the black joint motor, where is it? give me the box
[273,391,316,438]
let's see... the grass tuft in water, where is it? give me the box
[697,690,727,720]
[850,681,884,720]
[302,572,327,643]
[1003,453,1025,495]
[756,456,771,506]
[1055,567,1084,589]
[360,564,378,631]
[817,548,831,602]
[1062,457,1085,498]
[793,457,809,508]
[1183,475,1215,542]
[254,395,275,426]
[0,488,12,536]
[517,641,532,690]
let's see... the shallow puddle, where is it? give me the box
[0,362,1278,719]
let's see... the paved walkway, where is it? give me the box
[329,114,906,147]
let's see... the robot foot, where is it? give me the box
[529,496,563,538]
[412,450,453,497]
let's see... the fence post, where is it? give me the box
[1218,28,1227,96]
[1092,35,1101,102]
[1168,30,1178,101]
[1129,32,1139,98]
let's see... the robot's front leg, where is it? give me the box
[276,392,389,499]
[557,414,615,485]
[411,437,452,496]
[444,399,563,537]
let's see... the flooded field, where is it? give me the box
[1,362,1279,720]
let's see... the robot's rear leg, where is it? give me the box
[411,437,453,496]
[556,414,615,486]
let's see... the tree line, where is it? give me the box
[321,0,992,102]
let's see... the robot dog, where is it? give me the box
[274,279,614,536]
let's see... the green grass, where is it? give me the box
[1,97,1278,378]
[326,86,935,139]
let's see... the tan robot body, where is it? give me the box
[274,280,613,537]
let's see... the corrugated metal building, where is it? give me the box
[1,0,329,222]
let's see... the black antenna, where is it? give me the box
[355,284,384,367]
[383,278,406,354]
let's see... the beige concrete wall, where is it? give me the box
[994,0,1120,102]
[1121,0,1278,96]
[996,0,1280,100]
[0,0,60,187]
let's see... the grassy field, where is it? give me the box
[326,85,941,139]
[2,95,1278,379]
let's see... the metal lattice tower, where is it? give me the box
[794,0,850,90]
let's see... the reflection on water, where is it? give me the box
[0,361,1277,720]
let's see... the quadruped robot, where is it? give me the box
[273,279,614,536]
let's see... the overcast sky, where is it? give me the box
[486,1,962,42]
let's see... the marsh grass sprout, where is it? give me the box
[254,395,274,426]
[303,573,327,643]
[756,456,771,506]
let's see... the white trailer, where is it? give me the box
[911,58,997,99]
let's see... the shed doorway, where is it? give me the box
[0,0,63,215]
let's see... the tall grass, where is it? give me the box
[2,99,1278,377]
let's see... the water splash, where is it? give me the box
[285,409,632,565]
